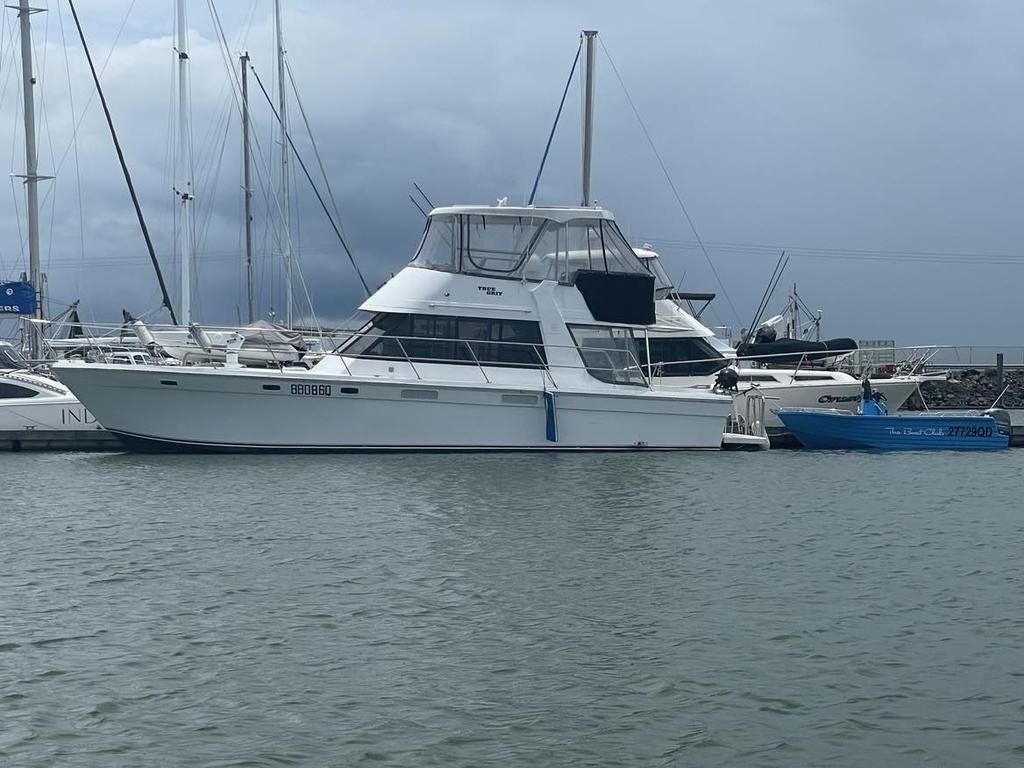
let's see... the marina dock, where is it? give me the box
[0,429,119,452]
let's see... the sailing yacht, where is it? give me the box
[633,249,924,443]
[54,204,733,451]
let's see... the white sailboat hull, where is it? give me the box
[53,362,731,452]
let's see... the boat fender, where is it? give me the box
[189,323,214,352]
[132,320,157,352]
[543,391,557,442]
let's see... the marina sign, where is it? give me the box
[0,282,36,315]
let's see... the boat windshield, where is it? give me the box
[0,343,28,370]
[639,255,674,298]
[412,213,649,283]
[413,214,544,276]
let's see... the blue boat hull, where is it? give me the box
[776,410,1009,451]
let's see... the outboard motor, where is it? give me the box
[984,408,1012,437]
[754,325,777,344]
[714,367,739,393]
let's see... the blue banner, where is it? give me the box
[0,282,36,315]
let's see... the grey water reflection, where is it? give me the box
[2,449,1023,766]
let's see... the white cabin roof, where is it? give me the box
[428,204,615,224]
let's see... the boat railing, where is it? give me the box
[32,319,647,389]
[727,388,773,439]
[28,317,1024,374]
[328,329,649,389]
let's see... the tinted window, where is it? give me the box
[640,337,728,377]
[343,313,546,368]
[0,382,38,399]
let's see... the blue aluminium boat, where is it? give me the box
[776,380,1010,451]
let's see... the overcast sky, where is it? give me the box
[2,0,1024,347]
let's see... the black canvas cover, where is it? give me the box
[574,271,656,325]
[735,337,858,365]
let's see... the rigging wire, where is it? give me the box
[743,250,785,343]
[55,0,86,283]
[250,65,370,296]
[207,0,314,317]
[285,57,348,240]
[65,0,178,323]
[597,37,742,327]
[527,38,581,206]
[39,0,137,211]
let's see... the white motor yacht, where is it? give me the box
[0,342,112,448]
[632,250,924,443]
[53,205,733,452]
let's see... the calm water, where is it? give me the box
[2,449,1023,767]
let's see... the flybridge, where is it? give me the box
[411,205,650,285]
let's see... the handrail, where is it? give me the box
[28,316,1024,378]
[392,337,422,381]
[462,340,491,384]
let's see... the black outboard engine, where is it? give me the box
[714,367,739,393]
[754,325,777,344]
[984,408,1012,437]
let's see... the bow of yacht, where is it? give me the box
[54,204,733,452]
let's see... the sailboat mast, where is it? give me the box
[274,0,292,329]
[176,0,193,326]
[241,52,255,325]
[18,0,44,358]
[581,30,597,207]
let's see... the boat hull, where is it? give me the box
[737,377,921,431]
[0,396,100,432]
[53,363,731,452]
[776,410,1009,450]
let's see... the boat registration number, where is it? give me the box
[947,425,993,437]
[290,383,332,397]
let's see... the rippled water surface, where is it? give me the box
[2,449,1024,766]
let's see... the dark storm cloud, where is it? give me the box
[3,0,1023,344]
